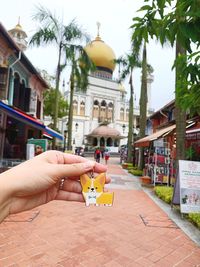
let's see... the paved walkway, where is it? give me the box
[0,157,200,266]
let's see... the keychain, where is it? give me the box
[80,172,114,207]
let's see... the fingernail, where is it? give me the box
[83,161,95,171]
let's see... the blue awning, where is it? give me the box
[0,101,64,141]
[0,101,45,131]
[44,126,64,141]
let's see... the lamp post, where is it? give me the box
[75,122,78,132]
[122,124,126,134]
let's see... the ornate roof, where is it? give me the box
[88,125,121,138]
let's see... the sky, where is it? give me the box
[1,0,175,111]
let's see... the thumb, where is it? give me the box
[49,161,95,179]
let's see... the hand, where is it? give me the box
[0,150,109,222]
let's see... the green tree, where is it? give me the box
[30,5,89,147]
[43,87,68,122]
[66,45,95,150]
[115,51,140,163]
[131,0,200,162]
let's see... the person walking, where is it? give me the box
[104,149,110,165]
[101,147,105,159]
[94,147,101,163]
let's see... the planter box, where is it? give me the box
[140,176,152,185]
[122,163,128,169]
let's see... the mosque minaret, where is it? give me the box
[8,18,28,51]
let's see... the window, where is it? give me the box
[73,100,78,115]
[80,101,85,116]
[107,102,113,122]
[0,67,8,99]
[93,100,99,118]
[120,108,124,121]
[100,100,107,121]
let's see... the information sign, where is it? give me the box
[179,160,200,213]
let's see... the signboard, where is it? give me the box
[26,144,35,160]
[186,132,200,141]
[153,138,164,147]
[152,141,170,185]
[27,139,47,156]
[179,160,200,213]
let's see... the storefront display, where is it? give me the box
[145,138,171,185]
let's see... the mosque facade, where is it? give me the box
[61,29,154,152]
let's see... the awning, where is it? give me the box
[45,126,64,141]
[135,124,176,147]
[0,101,45,131]
[186,128,200,134]
[0,101,64,141]
[43,131,53,139]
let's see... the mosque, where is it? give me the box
[62,24,154,152]
[6,20,154,153]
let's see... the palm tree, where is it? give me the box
[66,45,95,150]
[115,51,140,163]
[29,5,89,148]
[138,42,148,170]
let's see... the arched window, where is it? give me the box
[93,100,99,118]
[126,108,129,121]
[120,108,124,121]
[107,102,113,122]
[100,100,107,121]
[80,101,85,116]
[13,73,20,108]
[106,137,113,147]
[73,100,78,115]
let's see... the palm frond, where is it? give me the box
[29,28,57,46]
[63,19,90,44]
[32,5,60,36]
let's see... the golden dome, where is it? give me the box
[15,23,22,30]
[84,35,116,73]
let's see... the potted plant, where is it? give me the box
[140,176,152,185]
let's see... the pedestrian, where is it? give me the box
[101,147,105,159]
[0,150,109,223]
[94,147,101,163]
[120,148,125,163]
[104,149,110,165]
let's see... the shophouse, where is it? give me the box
[0,22,63,162]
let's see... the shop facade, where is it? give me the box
[135,99,200,185]
[0,22,63,163]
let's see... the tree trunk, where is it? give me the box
[127,71,134,163]
[138,43,147,170]
[67,70,74,150]
[175,41,186,162]
[52,44,62,149]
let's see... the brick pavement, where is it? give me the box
[0,157,200,266]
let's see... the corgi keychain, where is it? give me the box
[80,171,114,207]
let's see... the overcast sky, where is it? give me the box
[1,0,175,111]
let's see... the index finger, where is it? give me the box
[59,153,107,173]
[55,151,108,173]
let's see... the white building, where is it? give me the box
[61,30,154,152]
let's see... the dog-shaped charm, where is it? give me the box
[80,173,114,206]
